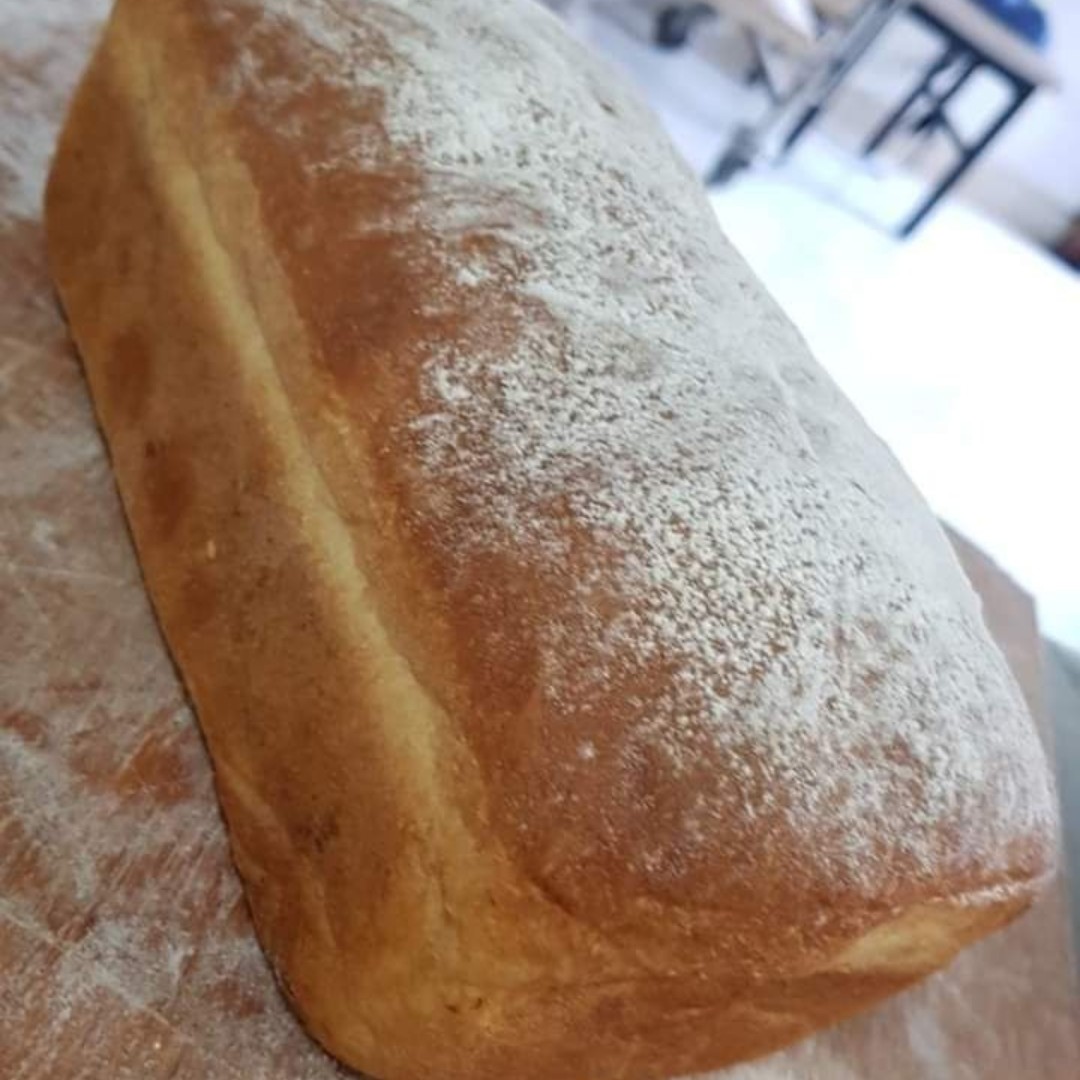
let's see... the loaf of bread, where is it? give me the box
[46,2,1056,1078]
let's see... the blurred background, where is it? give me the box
[544,0,1080,942]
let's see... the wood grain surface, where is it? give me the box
[2,2,1077,1078]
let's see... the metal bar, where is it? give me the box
[781,0,912,155]
[909,53,977,138]
[898,79,1034,236]
[929,112,969,154]
[862,44,958,156]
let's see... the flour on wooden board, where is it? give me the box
[0,3,333,1050]
[0,0,110,222]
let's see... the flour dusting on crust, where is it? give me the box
[219,0,1054,900]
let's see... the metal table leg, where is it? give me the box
[707,0,908,184]
[898,79,1034,236]
[781,0,911,155]
[862,44,959,155]
[908,54,978,140]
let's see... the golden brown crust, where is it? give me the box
[46,1,1056,1077]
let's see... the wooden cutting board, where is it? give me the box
[2,3,1078,1077]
